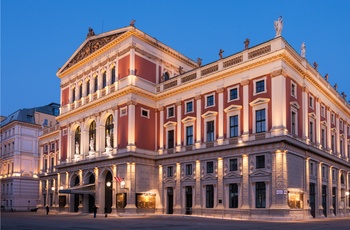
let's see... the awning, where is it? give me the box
[59,183,95,195]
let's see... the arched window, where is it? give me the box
[89,121,96,151]
[86,80,90,96]
[94,77,98,93]
[72,87,76,102]
[111,67,116,84]
[102,72,107,88]
[79,84,83,99]
[105,115,114,148]
[75,127,81,154]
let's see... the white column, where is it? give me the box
[159,107,164,154]
[113,107,118,154]
[315,98,321,146]
[195,95,202,149]
[241,80,249,141]
[127,100,136,152]
[336,115,340,156]
[302,87,309,141]
[344,122,348,160]
[176,101,182,152]
[270,71,287,136]
[326,107,331,152]
[217,88,224,145]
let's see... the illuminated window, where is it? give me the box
[288,191,304,209]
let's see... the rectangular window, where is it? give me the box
[206,121,215,142]
[206,185,214,208]
[167,130,174,149]
[186,101,193,113]
[229,115,239,138]
[185,164,192,175]
[331,113,335,124]
[255,182,266,208]
[309,121,314,142]
[229,159,238,171]
[321,105,325,117]
[331,134,335,153]
[167,166,173,177]
[256,155,265,169]
[291,82,296,97]
[186,126,193,145]
[44,159,48,172]
[167,107,175,118]
[256,109,266,133]
[206,95,214,107]
[256,80,265,93]
[206,161,214,174]
[321,128,326,148]
[291,111,296,135]
[141,109,149,118]
[309,96,313,108]
[229,88,238,101]
[322,166,326,178]
[310,162,314,175]
[229,183,238,208]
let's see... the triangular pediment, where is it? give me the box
[58,27,131,75]
[182,116,196,123]
[290,101,300,109]
[224,105,242,113]
[201,111,218,118]
[181,176,195,182]
[224,172,242,179]
[250,169,270,177]
[249,98,270,106]
[164,121,177,127]
[201,174,217,181]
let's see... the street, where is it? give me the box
[1,211,350,230]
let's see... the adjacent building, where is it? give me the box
[37,23,350,220]
[0,103,60,211]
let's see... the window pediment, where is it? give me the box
[224,105,242,113]
[201,111,218,118]
[250,169,270,177]
[164,121,177,128]
[290,101,300,109]
[308,112,316,119]
[249,98,270,106]
[181,116,196,123]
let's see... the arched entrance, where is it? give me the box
[105,171,113,214]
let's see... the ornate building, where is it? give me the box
[40,22,350,220]
[0,103,60,211]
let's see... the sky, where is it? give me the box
[1,0,350,117]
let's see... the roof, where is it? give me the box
[0,103,60,128]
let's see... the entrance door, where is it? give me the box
[322,185,327,217]
[185,186,192,215]
[167,187,173,214]
[309,183,316,218]
[332,187,336,216]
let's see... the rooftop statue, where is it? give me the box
[274,16,283,37]
[313,62,318,71]
[219,49,224,59]
[301,42,306,58]
[86,27,95,39]
[197,58,202,67]
[130,19,136,27]
[244,38,250,50]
